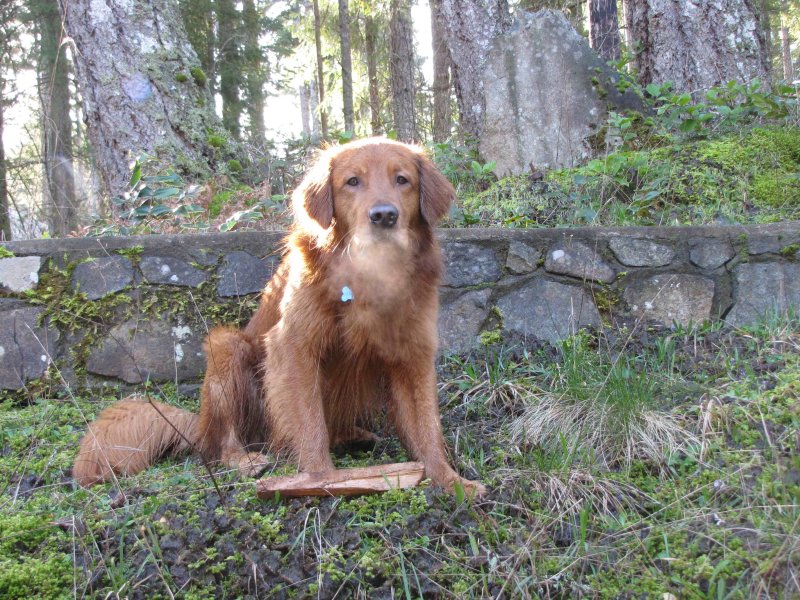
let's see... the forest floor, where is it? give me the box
[1,312,798,598]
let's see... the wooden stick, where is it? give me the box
[256,462,426,499]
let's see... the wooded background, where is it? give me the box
[0,0,798,240]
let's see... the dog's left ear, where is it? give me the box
[417,154,455,224]
[292,152,334,230]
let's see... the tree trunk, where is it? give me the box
[626,0,769,92]
[242,0,267,145]
[621,0,634,60]
[60,0,231,204]
[760,0,773,79]
[40,0,78,238]
[339,0,354,133]
[430,0,452,142]
[179,0,216,96]
[312,0,329,138]
[0,0,14,239]
[309,78,322,140]
[218,0,243,140]
[0,96,9,240]
[389,0,417,142]
[589,0,621,62]
[439,0,510,141]
[779,0,793,82]
[300,83,312,138]
[364,15,382,136]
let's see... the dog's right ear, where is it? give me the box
[292,152,333,230]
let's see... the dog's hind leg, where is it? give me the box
[197,327,270,477]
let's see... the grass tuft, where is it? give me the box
[509,333,697,471]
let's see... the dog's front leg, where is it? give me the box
[389,363,487,497]
[264,333,335,474]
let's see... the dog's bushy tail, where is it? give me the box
[73,396,199,487]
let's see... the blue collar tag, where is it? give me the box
[341,286,354,303]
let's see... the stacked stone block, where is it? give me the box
[2,223,799,392]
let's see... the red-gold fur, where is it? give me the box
[73,138,486,496]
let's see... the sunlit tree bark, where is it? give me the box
[60,0,231,203]
[626,0,769,92]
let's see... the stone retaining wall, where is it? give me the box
[2,222,799,393]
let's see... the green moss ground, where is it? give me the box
[1,315,798,598]
[459,125,800,228]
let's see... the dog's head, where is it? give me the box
[292,138,454,244]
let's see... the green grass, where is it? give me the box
[0,314,799,597]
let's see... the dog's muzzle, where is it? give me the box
[368,204,399,228]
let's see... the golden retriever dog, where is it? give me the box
[73,137,486,496]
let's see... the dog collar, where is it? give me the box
[341,286,353,303]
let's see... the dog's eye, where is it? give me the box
[396,175,408,185]
[346,177,359,187]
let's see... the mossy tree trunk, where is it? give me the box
[59,0,231,206]
[625,0,769,93]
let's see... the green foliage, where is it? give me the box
[99,155,203,235]
[0,246,14,258]
[189,66,207,86]
[206,134,226,148]
[174,72,189,83]
[218,194,287,232]
[431,140,498,224]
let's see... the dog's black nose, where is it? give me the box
[368,204,399,228]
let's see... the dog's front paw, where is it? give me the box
[451,477,488,498]
[236,452,271,478]
[430,468,488,498]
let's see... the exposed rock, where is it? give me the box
[438,289,492,354]
[442,243,502,287]
[545,241,615,283]
[689,240,734,270]
[0,307,58,390]
[141,256,207,287]
[609,238,675,267]
[506,241,541,274]
[481,9,645,176]
[726,263,800,327]
[218,251,278,297]
[86,319,206,384]
[71,256,134,300]
[747,237,779,255]
[624,274,715,326]
[0,256,42,293]
[496,279,601,343]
